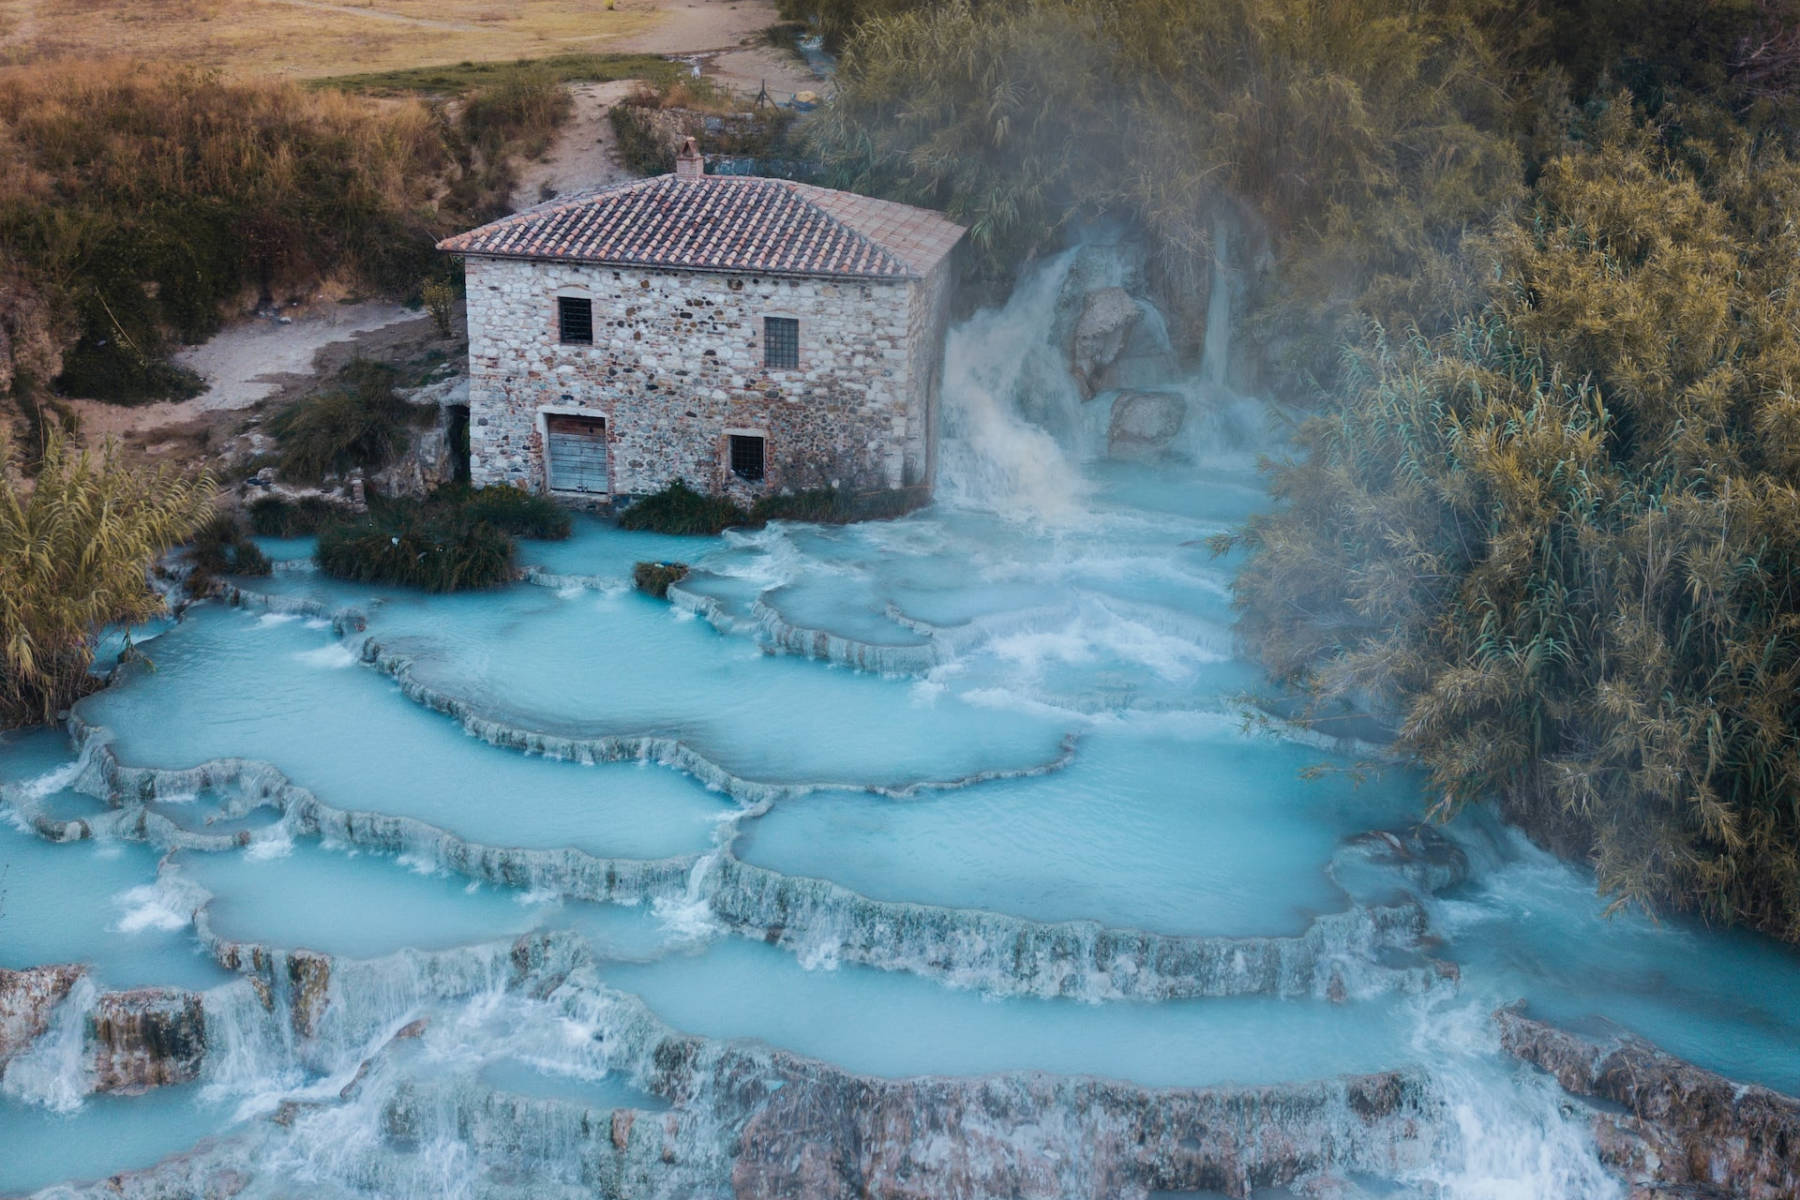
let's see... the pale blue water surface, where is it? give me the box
[1,252,1798,1198]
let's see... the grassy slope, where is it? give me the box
[316,52,678,96]
[0,0,659,80]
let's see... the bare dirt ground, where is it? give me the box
[609,0,820,99]
[0,0,814,89]
[173,301,424,414]
[510,79,643,209]
[508,2,825,206]
[64,304,447,471]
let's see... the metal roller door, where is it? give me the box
[545,414,608,494]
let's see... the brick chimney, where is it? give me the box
[675,137,704,181]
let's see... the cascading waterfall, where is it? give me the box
[1202,212,1234,391]
[1,234,1796,1200]
[934,249,1092,518]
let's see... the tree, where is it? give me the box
[1228,104,1800,940]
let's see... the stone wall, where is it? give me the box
[462,257,938,504]
[905,253,955,486]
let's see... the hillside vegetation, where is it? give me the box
[0,61,568,413]
[1233,107,1800,942]
[806,0,1800,939]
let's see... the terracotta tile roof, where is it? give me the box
[437,174,964,281]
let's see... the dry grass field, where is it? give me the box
[0,0,673,79]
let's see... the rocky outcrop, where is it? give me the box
[1497,1009,1800,1200]
[287,951,332,1040]
[1070,286,1141,397]
[88,988,207,1093]
[370,375,466,499]
[1107,389,1186,460]
[728,1067,1433,1200]
[0,963,84,1066]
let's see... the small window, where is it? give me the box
[558,296,593,345]
[729,434,766,482]
[763,316,798,369]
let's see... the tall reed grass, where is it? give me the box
[0,431,213,726]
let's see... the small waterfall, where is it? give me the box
[1,973,98,1112]
[1202,212,1234,391]
[1404,996,1624,1199]
[935,250,1092,519]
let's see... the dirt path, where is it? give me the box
[508,0,828,207]
[171,301,425,414]
[605,0,822,99]
[249,0,487,33]
[510,79,642,209]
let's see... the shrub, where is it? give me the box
[616,481,749,535]
[1228,107,1800,942]
[268,361,431,483]
[809,0,1518,384]
[458,67,573,161]
[776,0,926,52]
[0,432,213,727]
[314,53,680,99]
[608,102,671,176]
[607,78,802,178]
[616,482,926,535]
[448,484,573,539]
[317,510,515,592]
[421,278,457,338]
[312,487,567,591]
[185,511,272,593]
[633,560,689,598]
[247,494,344,537]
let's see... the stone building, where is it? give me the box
[437,142,964,504]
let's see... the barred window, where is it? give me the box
[729,434,766,482]
[763,316,798,369]
[557,296,594,345]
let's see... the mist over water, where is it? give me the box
[1,247,1796,1198]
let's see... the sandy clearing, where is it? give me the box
[173,301,425,412]
[64,302,434,456]
[250,0,488,33]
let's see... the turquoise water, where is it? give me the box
[250,534,319,563]
[0,807,227,992]
[515,515,702,582]
[177,841,561,959]
[0,1086,240,1195]
[736,728,1415,936]
[600,936,1416,1086]
[81,607,734,860]
[359,583,1069,788]
[1432,815,1800,1095]
[3,254,1799,1196]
